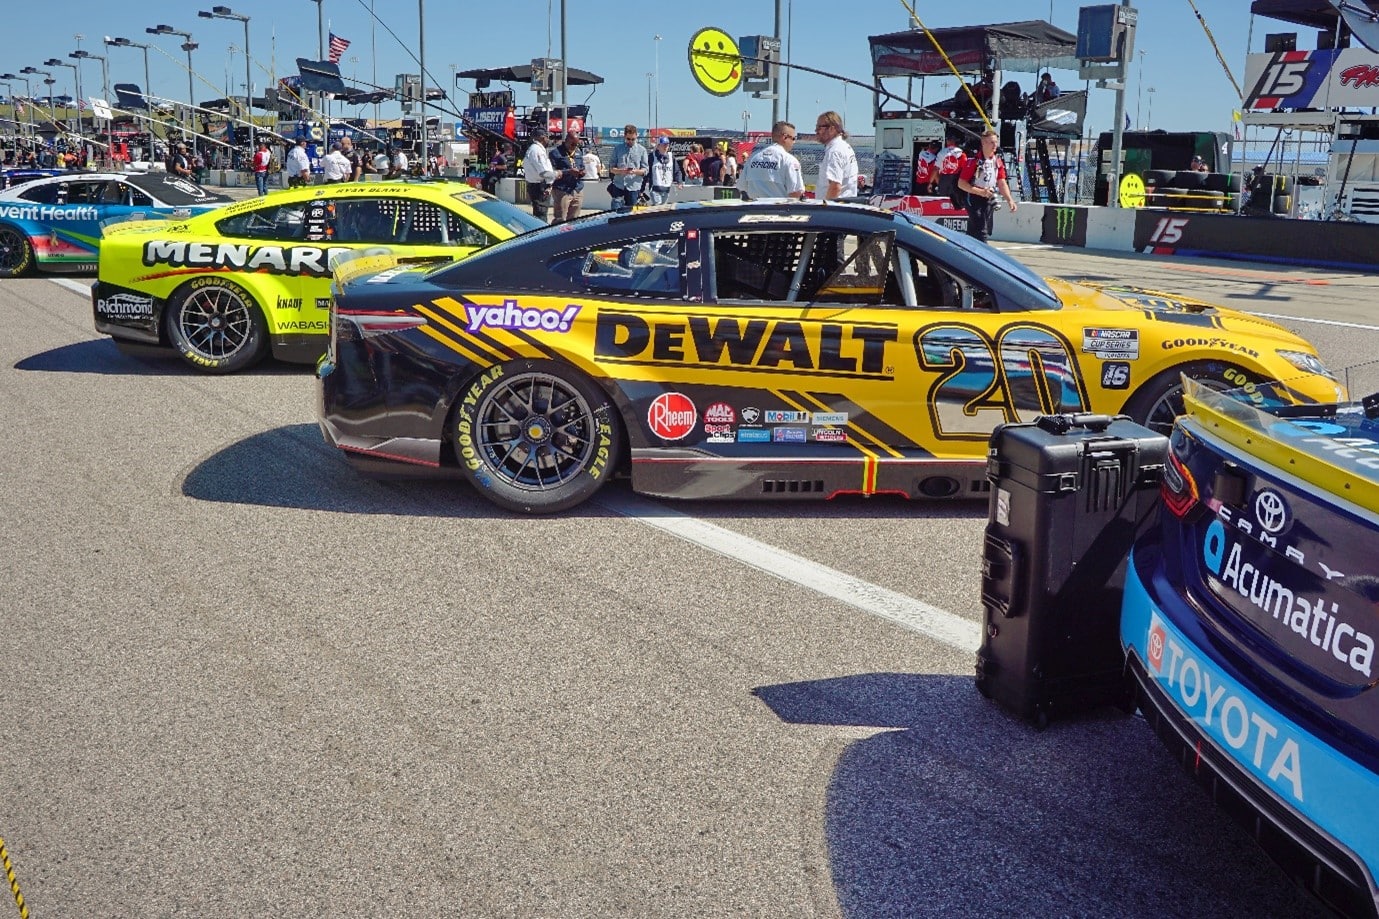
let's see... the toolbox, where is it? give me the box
[976,413,1169,726]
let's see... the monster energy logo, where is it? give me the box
[1053,207,1076,241]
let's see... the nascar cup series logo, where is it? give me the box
[648,392,697,441]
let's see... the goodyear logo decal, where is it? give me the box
[594,311,897,379]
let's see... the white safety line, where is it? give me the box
[49,277,92,296]
[992,243,1057,251]
[598,492,982,653]
[1247,311,1379,332]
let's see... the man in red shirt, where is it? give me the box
[913,139,941,195]
[957,129,1017,243]
[934,134,967,206]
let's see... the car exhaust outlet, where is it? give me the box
[919,476,961,498]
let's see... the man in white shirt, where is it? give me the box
[812,110,858,199]
[322,143,351,183]
[522,128,556,221]
[285,137,312,188]
[738,121,805,201]
[387,146,409,178]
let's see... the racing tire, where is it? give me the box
[1272,193,1293,216]
[1172,170,1208,190]
[0,224,34,278]
[1121,361,1240,437]
[1143,169,1174,189]
[1158,187,1193,209]
[452,359,622,514]
[165,276,269,374]
[1273,174,1295,196]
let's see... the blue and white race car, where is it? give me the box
[0,171,232,278]
[1124,376,1379,918]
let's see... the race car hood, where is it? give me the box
[1047,277,1313,348]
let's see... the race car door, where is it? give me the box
[9,177,130,266]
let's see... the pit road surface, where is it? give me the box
[2,245,1365,917]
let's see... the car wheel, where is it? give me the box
[165,276,269,373]
[1122,362,1237,436]
[0,225,34,278]
[453,359,622,514]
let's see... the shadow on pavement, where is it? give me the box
[15,339,305,376]
[753,673,1327,919]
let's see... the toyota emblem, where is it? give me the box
[1253,488,1290,534]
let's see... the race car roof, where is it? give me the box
[124,173,234,206]
[869,20,1079,77]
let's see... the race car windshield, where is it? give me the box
[456,196,547,235]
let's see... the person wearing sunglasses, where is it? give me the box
[738,121,805,201]
[812,111,858,200]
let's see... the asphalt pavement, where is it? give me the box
[1,244,1363,917]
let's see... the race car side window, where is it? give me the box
[807,232,898,306]
[549,236,682,297]
[216,202,310,241]
[16,183,59,204]
[63,181,107,205]
[331,199,405,244]
[710,231,811,301]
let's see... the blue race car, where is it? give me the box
[0,171,232,278]
[1124,375,1379,919]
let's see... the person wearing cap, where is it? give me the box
[548,131,586,224]
[286,137,312,187]
[522,128,556,221]
[322,142,351,184]
[166,143,193,179]
[647,135,680,206]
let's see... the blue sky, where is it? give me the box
[0,1,1263,138]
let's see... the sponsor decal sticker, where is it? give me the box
[772,427,807,443]
[737,427,771,443]
[95,292,155,318]
[1101,361,1131,389]
[1083,328,1140,360]
[1159,336,1259,359]
[811,411,849,425]
[464,299,581,334]
[703,402,736,425]
[647,392,697,441]
[765,410,809,424]
[812,427,848,443]
[141,240,351,277]
[740,406,762,425]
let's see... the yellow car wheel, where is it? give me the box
[1123,361,1241,436]
[165,276,269,374]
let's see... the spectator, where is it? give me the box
[322,142,351,183]
[522,127,555,221]
[813,110,858,199]
[167,142,193,178]
[581,144,602,184]
[647,135,680,205]
[722,142,738,187]
[286,137,311,187]
[387,145,409,178]
[935,134,968,207]
[738,121,805,201]
[487,142,513,192]
[372,146,391,176]
[1033,72,1061,105]
[339,136,363,181]
[957,129,1017,243]
[681,143,703,185]
[699,141,724,186]
[608,123,648,213]
[251,140,272,196]
[549,131,586,224]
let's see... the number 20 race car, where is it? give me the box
[1125,377,1379,918]
[317,199,1342,514]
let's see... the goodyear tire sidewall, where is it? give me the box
[454,359,620,514]
[168,276,267,373]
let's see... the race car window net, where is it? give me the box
[216,202,310,241]
[709,230,904,307]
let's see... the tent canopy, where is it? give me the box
[455,64,604,88]
[869,20,1079,77]
[1248,0,1365,30]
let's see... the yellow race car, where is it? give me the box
[317,199,1342,513]
[91,181,544,372]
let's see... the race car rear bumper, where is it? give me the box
[91,280,161,344]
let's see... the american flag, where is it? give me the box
[328,32,351,64]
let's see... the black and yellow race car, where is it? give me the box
[317,199,1341,514]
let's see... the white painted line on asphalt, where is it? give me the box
[49,277,92,296]
[993,243,1056,251]
[1248,311,1379,332]
[599,492,982,654]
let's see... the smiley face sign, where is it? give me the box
[689,27,742,96]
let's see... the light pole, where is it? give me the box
[646,72,653,133]
[22,68,54,137]
[1146,87,1155,130]
[146,25,198,150]
[308,0,325,136]
[418,0,428,174]
[653,33,661,130]
[1136,49,1146,129]
[105,38,153,124]
[198,6,252,128]
[70,50,110,163]
[44,60,80,132]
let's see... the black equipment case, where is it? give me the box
[977,413,1168,726]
